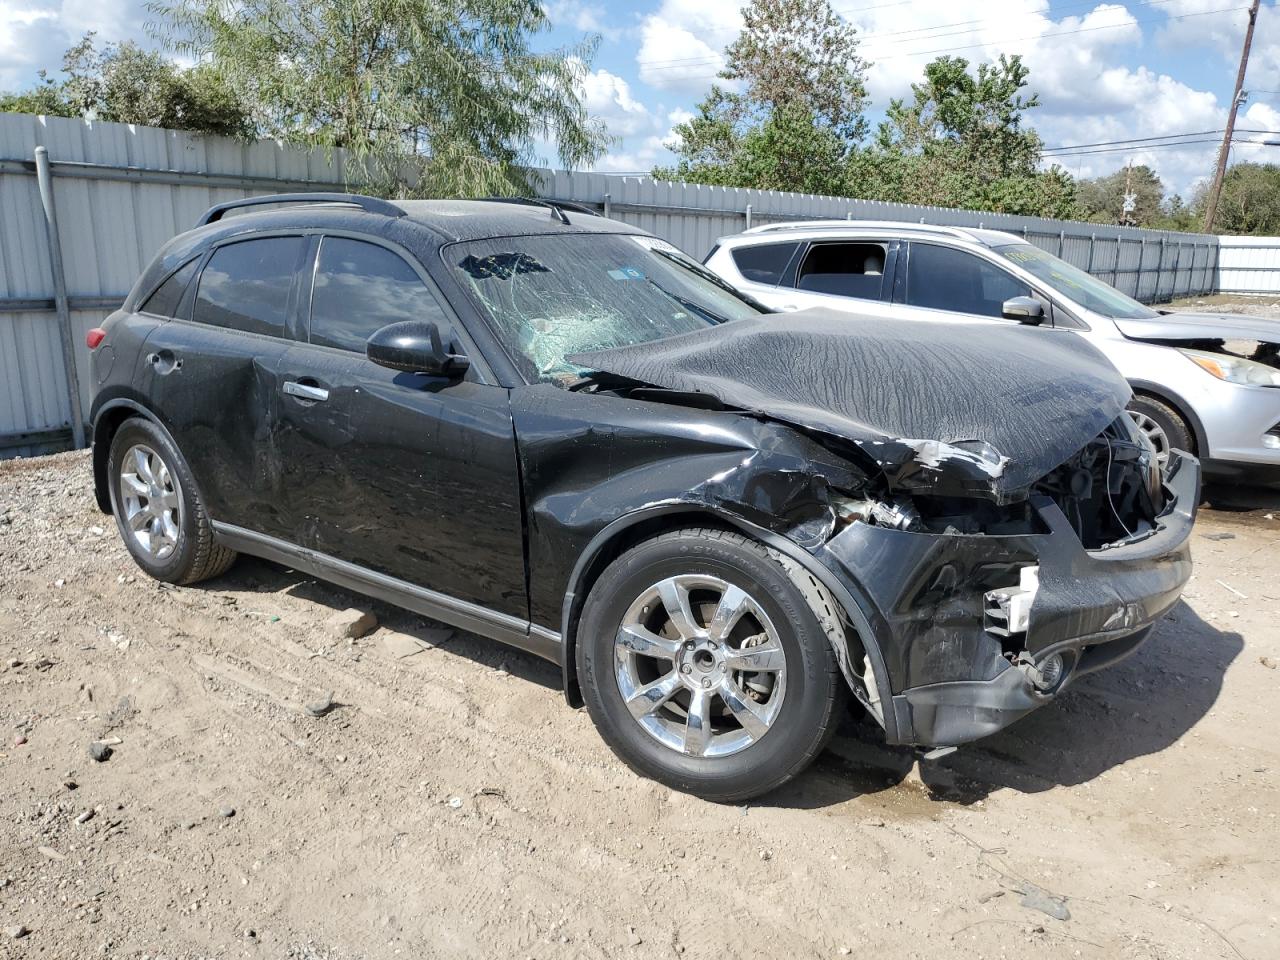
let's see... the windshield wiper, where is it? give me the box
[645,278,730,325]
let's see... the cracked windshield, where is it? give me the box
[452,233,764,383]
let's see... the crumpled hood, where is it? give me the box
[1116,311,1279,344]
[569,309,1132,502]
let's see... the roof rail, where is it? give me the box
[195,193,405,228]
[480,196,602,223]
[741,219,978,239]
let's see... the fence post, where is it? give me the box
[1086,233,1096,275]
[602,192,611,219]
[1157,237,1166,301]
[1137,237,1147,299]
[1058,230,1065,256]
[744,204,752,231]
[34,146,86,450]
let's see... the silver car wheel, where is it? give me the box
[1128,409,1170,467]
[118,443,182,561]
[613,574,787,758]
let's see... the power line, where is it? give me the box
[637,5,1247,77]
[1042,128,1280,154]
[1042,130,1224,153]
[635,0,1180,69]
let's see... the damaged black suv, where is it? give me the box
[87,194,1198,801]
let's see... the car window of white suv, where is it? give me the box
[794,242,888,300]
[730,242,800,286]
[905,242,1028,319]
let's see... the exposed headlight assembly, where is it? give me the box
[1180,348,1280,387]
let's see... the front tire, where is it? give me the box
[1127,394,1193,467]
[107,417,236,584]
[577,528,845,802]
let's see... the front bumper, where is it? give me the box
[815,451,1199,747]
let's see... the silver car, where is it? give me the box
[704,221,1280,487]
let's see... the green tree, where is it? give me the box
[1194,163,1280,235]
[0,72,80,118]
[654,0,867,194]
[0,34,251,137]
[148,0,608,197]
[1077,164,1166,226]
[865,55,1077,218]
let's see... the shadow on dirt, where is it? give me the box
[769,601,1242,809]
[1203,481,1280,513]
[199,556,562,691]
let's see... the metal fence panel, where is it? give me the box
[1217,236,1280,294]
[0,112,1261,457]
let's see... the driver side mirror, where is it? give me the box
[367,321,469,377]
[1002,296,1046,326]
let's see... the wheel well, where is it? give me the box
[91,407,142,513]
[561,511,742,707]
[1129,387,1204,456]
[559,510,880,726]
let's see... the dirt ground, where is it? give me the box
[1,451,1277,960]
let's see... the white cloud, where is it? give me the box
[635,0,743,92]
[581,67,653,137]
[0,0,153,89]
[590,134,670,173]
[544,1,625,42]
[828,0,1244,196]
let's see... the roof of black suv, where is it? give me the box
[126,196,647,313]
[196,196,644,243]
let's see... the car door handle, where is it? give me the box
[283,381,329,402]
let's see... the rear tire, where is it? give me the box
[577,527,845,802]
[1126,394,1193,466]
[107,417,236,584]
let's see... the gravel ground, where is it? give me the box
[1167,294,1280,318]
[1,450,1278,960]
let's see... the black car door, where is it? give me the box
[273,234,527,619]
[136,234,307,540]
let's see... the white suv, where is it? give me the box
[704,221,1280,487]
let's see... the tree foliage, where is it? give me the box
[1075,164,1206,230]
[653,0,867,194]
[1077,164,1165,227]
[0,33,251,136]
[655,6,1076,219]
[861,55,1077,218]
[1197,163,1280,236]
[148,0,608,197]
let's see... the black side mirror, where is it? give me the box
[1002,296,1046,325]
[367,321,469,377]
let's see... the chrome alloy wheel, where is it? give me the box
[118,443,182,561]
[1128,409,1170,467]
[613,574,787,758]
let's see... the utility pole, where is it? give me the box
[1203,0,1260,232]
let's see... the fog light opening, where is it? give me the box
[1026,653,1066,693]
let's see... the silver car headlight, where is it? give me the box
[1179,348,1280,387]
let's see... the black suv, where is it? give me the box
[88,194,1198,801]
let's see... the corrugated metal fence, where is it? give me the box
[1217,236,1280,295]
[0,112,1247,457]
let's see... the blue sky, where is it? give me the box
[3,0,1278,196]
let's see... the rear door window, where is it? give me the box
[193,236,306,337]
[139,259,198,318]
[905,243,1029,318]
[793,242,888,300]
[309,237,450,352]
[730,242,800,286]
